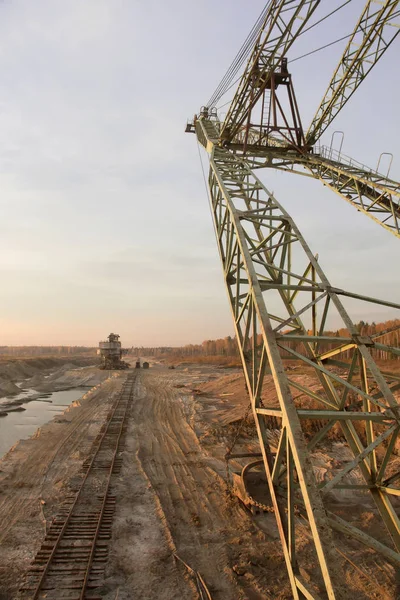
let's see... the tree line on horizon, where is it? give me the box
[131,318,400,361]
[0,346,96,357]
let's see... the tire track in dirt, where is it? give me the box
[133,369,271,600]
[104,376,195,600]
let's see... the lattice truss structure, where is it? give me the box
[221,0,400,238]
[189,2,400,599]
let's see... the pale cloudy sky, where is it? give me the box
[0,1,399,346]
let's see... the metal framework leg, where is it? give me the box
[206,141,400,599]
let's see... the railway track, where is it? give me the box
[18,372,137,600]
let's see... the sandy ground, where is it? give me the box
[0,367,124,597]
[104,367,286,600]
[0,360,398,599]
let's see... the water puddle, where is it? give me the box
[0,388,87,459]
[0,386,40,407]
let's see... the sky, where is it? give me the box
[0,0,399,347]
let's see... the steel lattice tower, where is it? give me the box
[187,2,400,598]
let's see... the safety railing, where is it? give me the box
[314,144,393,178]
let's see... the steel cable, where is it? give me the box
[206,2,272,108]
[208,0,354,110]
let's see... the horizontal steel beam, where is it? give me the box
[256,407,392,422]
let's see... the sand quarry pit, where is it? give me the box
[0,359,399,599]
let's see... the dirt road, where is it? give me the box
[104,366,289,600]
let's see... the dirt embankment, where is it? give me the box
[0,356,97,399]
[191,367,399,599]
[0,357,113,418]
[158,355,242,368]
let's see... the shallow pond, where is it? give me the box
[0,388,87,459]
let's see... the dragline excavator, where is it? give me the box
[187,2,400,599]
